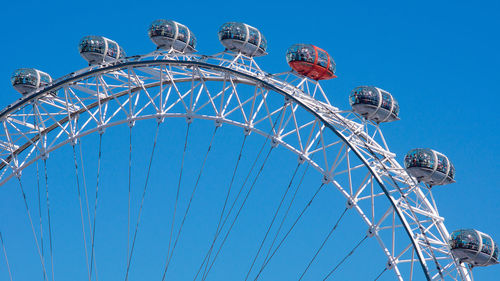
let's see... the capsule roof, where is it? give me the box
[450,229,498,267]
[11,68,52,95]
[218,22,267,57]
[404,148,455,186]
[148,19,196,53]
[349,86,399,123]
[78,35,125,65]
[286,44,336,80]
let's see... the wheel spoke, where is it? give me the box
[257,140,321,277]
[35,158,46,281]
[373,267,388,281]
[192,134,248,281]
[244,163,302,281]
[42,159,55,281]
[259,162,310,270]
[162,125,219,280]
[16,176,49,280]
[201,104,287,281]
[71,144,92,281]
[298,208,349,281]
[89,133,103,281]
[200,133,266,278]
[163,123,191,280]
[0,231,13,281]
[322,235,368,281]
[254,182,325,281]
[124,123,161,281]
[78,139,97,280]
[127,126,132,268]
[202,145,275,281]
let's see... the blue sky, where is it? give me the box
[0,0,499,280]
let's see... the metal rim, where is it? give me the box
[0,51,471,281]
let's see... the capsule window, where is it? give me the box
[449,163,455,179]
[219,24,232,40]
[248,27,259,46]
[119,47,125,58]
[259,36,267,50]
[40,73,51,86]
[349,94,358,105]
[452,230,480,251]
[450,232,461,249]
[436,154,448,174]
[481,235,493,255]
[80,37,105,54]
[189,34,196,48]
[404,151,416,168]
[328,59,335,73]
[177,25,188,43]
[393,100,400,116]
[357,88,378,107]
[149,21,161,36]
[405,149,434,169]
[94,41,105,53]
[232,23,245,41]
[220,23,245,41]
[317,50,328,67]
[286,45,300,62]
[421,150,434,168]
[107,42,118,58]
[26,75,37,86]
[301,46,315,63]
[380,91,392,110]
[25,72,37,86]
[12,70,37,86]
[164,24,175,37]
[150,20,175,38]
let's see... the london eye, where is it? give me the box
[0,17,497,281]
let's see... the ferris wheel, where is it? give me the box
[0,20,497,281]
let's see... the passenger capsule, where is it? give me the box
[450,229,499,267]
[148,19,196,53]
[78,36,125,65]
[349,86,399,123]
[404,148,455,186]
[286,44,336,80]
[218,22,267,57]
[11,68,52,95]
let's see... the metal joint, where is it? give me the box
[386,257,396,270]
[346,197,357,209]
[298,155,307,164]
[243,125,252,136]
[156,114,165,124]
[69,136,79,146]
[97,126,105,135]
[271,136,280,148]
[40,149,49,160]
[127,118,135,128]
[215,118,223,128]
[13,168,22,178]
[322,174,332,184]
[367,225,378,237]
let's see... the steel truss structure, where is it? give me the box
[0,50,472,280]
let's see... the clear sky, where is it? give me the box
[0,0,498,280]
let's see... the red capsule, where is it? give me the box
[286,44,336,80]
